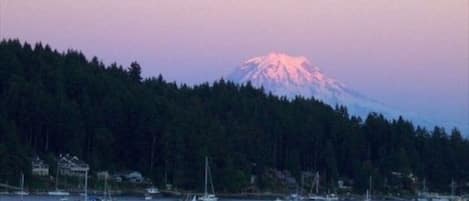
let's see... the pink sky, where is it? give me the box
[1,0,468,131]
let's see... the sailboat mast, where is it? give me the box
[422,178,427,193]
[20,173,24,201]
[451,179,455,196]
[204,157,208,196]
[20,173,24,190]
[316,172,319,194]
[301,173,304,195]
[56,162,59,190]
[104,175,107,198]
[369,176,372,200]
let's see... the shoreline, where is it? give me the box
[0,191,429,200]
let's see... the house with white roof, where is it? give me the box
[58,154,89,176]
[32,156,49,176]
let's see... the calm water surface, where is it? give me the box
[1,196,175,201]
[0,196,268,201]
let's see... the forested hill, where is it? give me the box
[0,39,468,193]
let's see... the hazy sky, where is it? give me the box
[1,0,468,131]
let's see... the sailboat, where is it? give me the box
[181,194,198,201]
[198,157,218,201]
[364,176,372,201]
[48,162,70,196]
[306,172,337,201]
[364,190,370,201]
[101,175,113,201]
[306,172,323,201]
[325,194,338,201]
[14,173,29,197]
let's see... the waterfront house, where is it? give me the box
[32,156,49,176]
[58,154,90,176]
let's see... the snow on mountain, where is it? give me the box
[227,52,466,133]
[228,52,394,117]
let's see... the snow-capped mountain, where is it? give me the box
[227,53,469,134]
[227,53,465,132]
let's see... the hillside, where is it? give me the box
[0,40,468,194]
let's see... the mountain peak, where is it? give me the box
[228,53,466,134]
[237,53,326,87]
[227,52,382,116]
[244,52,314,71]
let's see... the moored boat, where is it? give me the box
[146,186,160,194]
[48,161,70,196]
[198,157,218,201]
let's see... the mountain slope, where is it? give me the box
[228,53,397,117]
[227,52,465,133]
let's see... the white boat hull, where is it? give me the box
[199,195,218,201]
[48,191,71,196]
[14,191,29,196]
